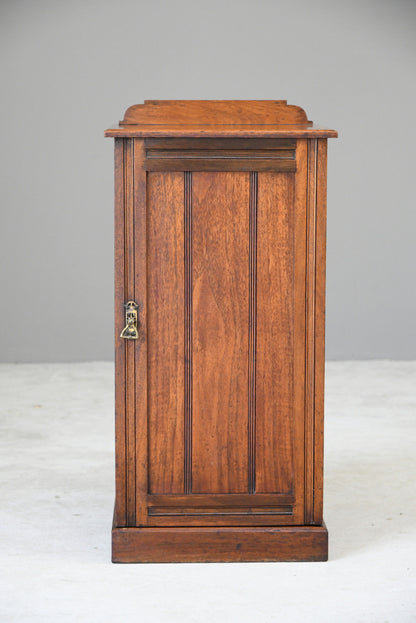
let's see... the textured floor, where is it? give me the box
[0,361,415,622]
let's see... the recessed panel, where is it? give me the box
[256,172,295,494]
[147,172,185,494]
[191,172,250,493]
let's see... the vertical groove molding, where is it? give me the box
[248,172,258,494]
[313,139,328,525]
[305,139,318,524]
[124,138,136,526]
[114,139,127,527]
[184,171,193,494]
[133,138,148,526]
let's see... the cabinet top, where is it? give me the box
[104,100,337,138]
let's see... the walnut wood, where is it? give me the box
[108,100,337,562]
[293,139,308,521]
[184,171,193,495]
[146,493,295,507]
[248,171,258,494]
[112,521,329,563]
[145,515,296,527]
[147,172,185,495]
[146,149,295,159]
[124,139,136,526]
[145,138,297,150]
[304,138,327,526]
[114,139,127,527]
[313,139,328,525]
[132,139,148,527]
[145,495,296,526]
[105,104,337,138]
[121,100,311,125]
[256,172,298,501]
[304,139,318,525]
[106,124,337,139]
[145,158,296,172]
[191,172,250,494]
[148,506,292,515]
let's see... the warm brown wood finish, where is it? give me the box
[106,124,337,139]
[191,172,250,494]
[147,172,185,495]
[121,100,311,126]
[107,101,337,562]
[133,139,148,527]
[112,516,329,563]
[144,136,297,172]
[105,103,336,138]
[256,171,296,496]
[313,139,328,525]
[113,139,126,527]
[145,138,297,149]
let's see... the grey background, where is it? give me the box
[1,0,415,362]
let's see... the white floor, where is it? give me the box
[0,361,415,622]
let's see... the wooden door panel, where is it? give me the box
[143,151,306,525]
[191,172,250,493]
[147,171,185,494]
[256,172,295,494]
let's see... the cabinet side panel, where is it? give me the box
[147,172,185,494]
[192,172,250,494]
[256,172,295,494]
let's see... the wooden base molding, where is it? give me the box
[112,521,328,563]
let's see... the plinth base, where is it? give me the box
[112,520,328,563]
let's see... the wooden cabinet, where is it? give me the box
[105,100,337,562]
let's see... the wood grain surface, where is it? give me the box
[113,139,127,527]
[147,172,185,495]
[313,138,328,525]
[121,100,310,125]
[106,124,337,139]
[112,523,328,563]
[110,101,336,560]
[191,172,250,494]
[133,139,148,526]
[255,172,295,495]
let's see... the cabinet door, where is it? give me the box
[117,138,312,527]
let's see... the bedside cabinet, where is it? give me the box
[105,100,337,562]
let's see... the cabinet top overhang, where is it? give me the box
[104,100,338,139]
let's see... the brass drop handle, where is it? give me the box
[120,301,139,340]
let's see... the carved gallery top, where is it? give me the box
[104,100,338,139]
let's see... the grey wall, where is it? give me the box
[1,0,415,362]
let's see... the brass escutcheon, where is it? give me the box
[120,301,139,340]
